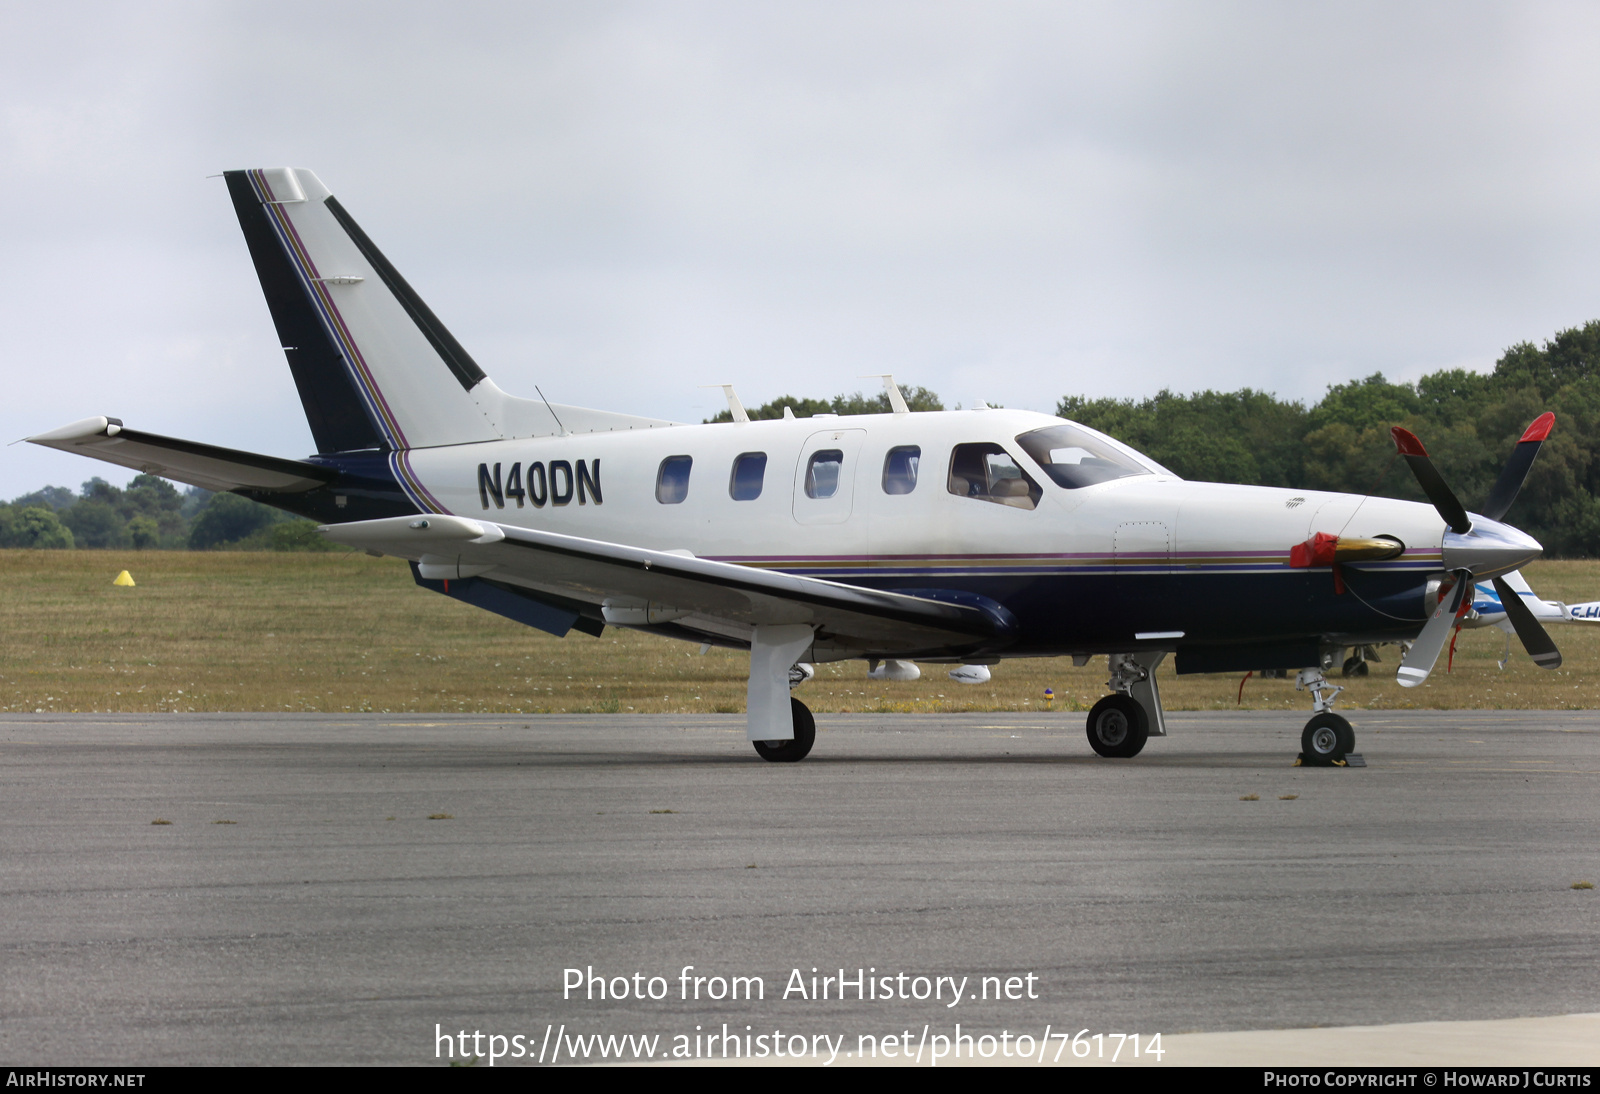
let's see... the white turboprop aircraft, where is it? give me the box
[29,167,1565,765]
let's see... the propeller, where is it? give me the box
[1483,412,1554,521]
[1392,415,1559,687]
[1390,426,1472,533]
[1397,570,1471,688]
[1492,574,1562,669]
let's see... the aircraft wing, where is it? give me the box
[26,417,334,493]
[321,514,1014,653]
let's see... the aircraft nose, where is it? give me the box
[1441,516,1542,579]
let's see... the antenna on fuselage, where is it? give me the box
[860,374,910,415]
[701,384,749,423]
[534,385,567,437]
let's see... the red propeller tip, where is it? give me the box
[1519,412,1555,444]
[1391,426,1428,457]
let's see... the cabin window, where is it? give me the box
[804,449,845,499]
[1014,423,1154,488]
[947,443,1042,510]
[656,455,692,504]
[882,446,921,495]
[730,452,767,501]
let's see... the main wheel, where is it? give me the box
[1301,712,1355,764]
[1086,694,1149,758]
[1341,656,1369,677]
[753,697,816,762]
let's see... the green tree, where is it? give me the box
[188,492,282,549]
[0,506,75,548]
[62,497,127,548]
[10,486,75,511]
[1305,374,1421,434]
[269,519,341,552]
[1057,324,1600,555]
[1058,388,1308,487]
[126,515,161,549]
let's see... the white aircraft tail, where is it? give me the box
[225,167,674,453]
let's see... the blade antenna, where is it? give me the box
[535,385,567,437]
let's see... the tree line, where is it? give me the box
[1059,320,1600,557]
[8,321,1600,553]
[0,476,336,551]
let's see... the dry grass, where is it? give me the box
[4,550,1600,715]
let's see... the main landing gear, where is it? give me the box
[1295,668,1357,765]
[753,697,816,763]
[1086,693,1147,758]
[1086,652,1167,758]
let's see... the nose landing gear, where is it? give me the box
[1295,668,1361,765]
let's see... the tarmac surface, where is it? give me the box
[1,709,1597,1067]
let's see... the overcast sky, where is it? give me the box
[6,1,1600,498]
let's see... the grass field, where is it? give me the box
[4,549,1600,715]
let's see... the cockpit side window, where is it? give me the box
[882,446,920,495]
[730,452,767,501]
[656,455,692,504]
[947,443,1041,510]
[1015,424,1155,488]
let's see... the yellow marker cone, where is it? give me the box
[112,571,136,587]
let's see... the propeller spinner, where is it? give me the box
[1393,414,1560,686]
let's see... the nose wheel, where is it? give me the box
[1296,668,1358,765]
[1301,711,1355,764]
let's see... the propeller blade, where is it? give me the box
[1481,412,1554,522]
[1397,570,1470,688]
[1392,427,1473,534]
[1492,575,1563,669]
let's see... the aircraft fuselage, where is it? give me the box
[275,406,1504,668]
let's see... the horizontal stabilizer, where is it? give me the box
[320,515,1015,654]
[27,416,334,493]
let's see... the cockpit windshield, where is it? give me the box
[1015,423,1157,489]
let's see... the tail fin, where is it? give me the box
[227,167,674,453]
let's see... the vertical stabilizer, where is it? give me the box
[224,167,502,451]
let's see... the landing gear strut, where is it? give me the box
[1295,668,1355,764]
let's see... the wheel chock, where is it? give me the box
[1293,752,1366,768]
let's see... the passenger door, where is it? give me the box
[793,428,866,526]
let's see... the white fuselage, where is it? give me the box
[403,407,1451,653]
